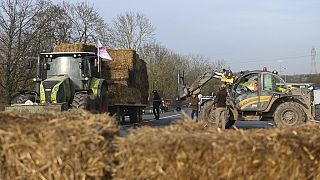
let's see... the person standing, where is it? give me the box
[188,93,199,121]
[152,90,161,120]
[214,84,228,129]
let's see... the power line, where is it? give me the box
[225,55,310,65]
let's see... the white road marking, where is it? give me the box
[159,114,181,120]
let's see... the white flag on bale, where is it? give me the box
[96,39,112,61]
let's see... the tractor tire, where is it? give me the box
[16,94,35,104]
[199,101,216,127]
[71,93,92,110]
[274,102,306,127]
[98,85,108,113]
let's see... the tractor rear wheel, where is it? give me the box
[100,85,108,113]
[274,102,306,127]
[71,93,92,110]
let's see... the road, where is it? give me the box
[119,108,275,136]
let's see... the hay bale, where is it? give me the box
[53,43,96,53]
[114,117,320,179]
[101,49,148,105]
[106,49,138,70]
[108,84,141,105]
[0,111,118,179]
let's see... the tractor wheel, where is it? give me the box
[274,102,306,127]
[16,94,35,104]
[98,85,108,113]
[199,101,216,127]
[71,93,92,110]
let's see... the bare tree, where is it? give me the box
[66,2,108,44]
[108,12,155,51]
[0,0,52,104]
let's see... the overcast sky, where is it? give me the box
[57,0,320,74]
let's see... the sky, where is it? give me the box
[56,0,320,75]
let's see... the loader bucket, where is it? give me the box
[5,103,68,113]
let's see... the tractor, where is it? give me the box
[8,51,108,113]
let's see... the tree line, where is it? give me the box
[0,0,224,105]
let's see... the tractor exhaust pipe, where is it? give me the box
[35,55,42,94]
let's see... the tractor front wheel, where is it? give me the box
[274,102,306,127]
[71,93,93,110]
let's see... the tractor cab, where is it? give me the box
[231,70,287,112]
[41,52,98,91]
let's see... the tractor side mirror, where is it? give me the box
[79,62,84,69]
[44,63,50,70]
[27,61,32,69]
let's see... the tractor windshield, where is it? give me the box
[47,56,81,78]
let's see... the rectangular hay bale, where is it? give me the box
[53,43,96,53]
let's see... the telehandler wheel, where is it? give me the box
[71,93,92,110]
[16,94,35,104]
[274,102,306,127]
[199,101,216,127]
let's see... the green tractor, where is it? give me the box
[9,52,108,113]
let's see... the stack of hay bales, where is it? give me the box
[53,43,96,53]
[114,116,320,179]
[103,49,148,105]
[0,111,118,179]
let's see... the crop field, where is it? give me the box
[0,111,319,179]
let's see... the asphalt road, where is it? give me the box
[119,108,275,136]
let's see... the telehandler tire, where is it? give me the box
[274,102,306,127]
[199,101,216,127]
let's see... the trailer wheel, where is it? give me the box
[129,108,138,123]
[274,102,306,127]
[16,94,35,104]
[71,93,92,110]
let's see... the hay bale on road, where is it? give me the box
[114,117,320,179]
[0,111,118,180]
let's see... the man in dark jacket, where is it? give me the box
[188,93,199,121]
[152,90,161,120]
[214,84,228,129]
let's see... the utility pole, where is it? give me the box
[310,47,317,74]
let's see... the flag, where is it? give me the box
[96,39,112,61]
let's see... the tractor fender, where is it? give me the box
[90,78,107,98]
